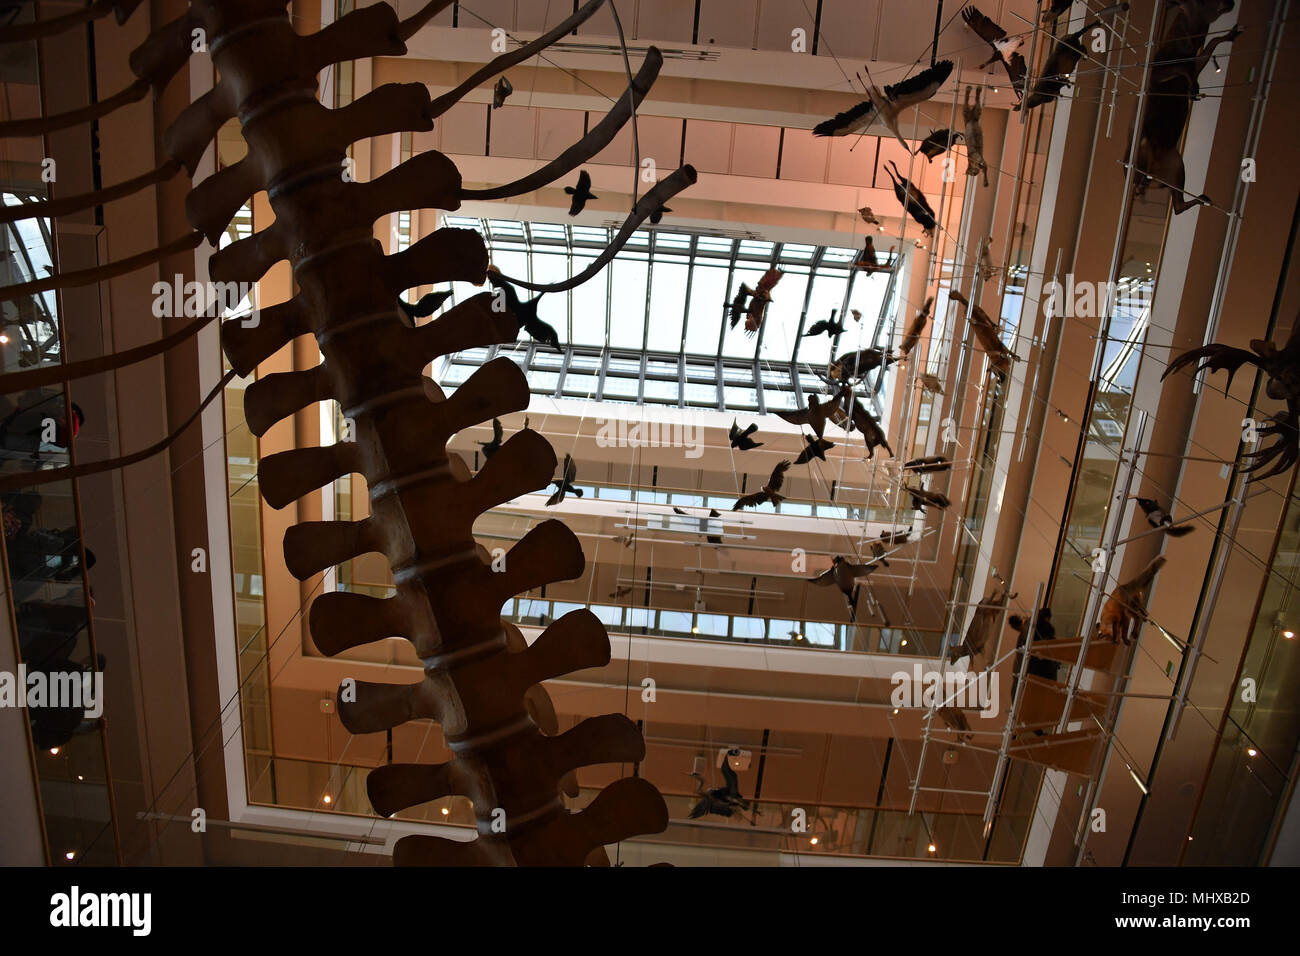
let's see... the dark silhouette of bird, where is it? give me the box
[1019,9,1127,111]
[492,76,513,109]
[728,268,783,336]
[854,236,892,273]
[732,461,790,511]
[898,296,935,360]
[905,484,951,512]
[828,386,892,458]
[814,61,954,149]
[883,160,937,236]
[804,309,845,338]
[849,308,864,323]
[777,392,842,439]
[479,418,503,459]
[546,454,581,506]
[613,533,636,548]
[649,204,671,224]
[705,509,724,545]
[486,267,561,350]
[729,420,764,450]
[918,372,945,394]
[609,585,633,600]
[859,207,880,225]
[916,128,964,161]
[947,585,1014,666]
[808,555,877,620]
[868,541,891,567]
[398,290,453,324]
[904,455,951,474]
[565,170,596,216]
[960,5,1027,97]
[1129,496,1194,536]
[828,347,895,382]
[794,434,835,465]
[687,750,750,818]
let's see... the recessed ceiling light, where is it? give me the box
[892,707,900,715]
[927,843,937,853]
[1247,747,1258,757]
[810,837,819,845]
[441,807,449,816]
[49,748,59,756]
[65,850,76,861]
[0,334,8,344]
[322,794,333,805]
[1283,629,1295,640]
[900,639,908,647]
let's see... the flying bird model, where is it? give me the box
[492,75,513,109]
[1130,496,1194,536]
[808,554,878,620]
[1019,8,1128,111]
[486,267,561,350]
[729,420,764,451]
[947,585,1014,668]
[813,60,955,151]
[648,204,672,224]
[905,484,951,512]
[777,392,842,439]
[728,268,783,337]
[732,461,791,511]
[545,454,581,506]
[960,5,1027,97]
[794,435,835,465]
[829,347,896,382]
[859,206,880,225]
[687,750,750,819]
[948,289,1014,376]
[829,388,894,459]
[565,170,596,216]
[478,418,503,460]
[397,289,453,324]
[804,310,846,339]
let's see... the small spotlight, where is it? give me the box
[691,626,699,634]
[1283,629,1295,640]
[1247,747,1258,757]
[810,837,819,846]
[441,807,449,816]
[927,843,937,854]
[900,639,908,647]
[1187,835,1194,842]
[0,333,8,344]
[322,794,333,805]
[77,775,84,782]
[892,707,900,715]
[64,851,76,861]
[49,748,59,756]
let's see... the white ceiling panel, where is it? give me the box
[488,105,537,159]
[536,108,587,161]
[730,124,780,179]
[826,134,876,188]
[638,115,686,170]
[776,127,829,183]
[683,119,734,174]
[816,0,882,63]
[439,101,489,155]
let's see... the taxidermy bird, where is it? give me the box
[649,204,671,224]
[829,347,896,382]
[728,268,783,336]
[1019,8,1127,111]
[814,60,954,151]
[868,541,891,567]
[808,555,877,620]
[546,454,581,506]
[732,460,791,511]
[777,392,842,439]
[729,420,764,451]
[916,128,963,161]
[492,75,513,109]
[948,289,1014,376]
[962,86,990,187]
[486,267,561,350]
[609,585,633,600]
[905,484,951,512]
[829,388,893,459]
[565,170,596,216]
[898,296,935,360]
[705,509,724,546]
[794,434,835,465]
[1130,496,1194,536]
[687,750,750,819]
[904,455,952,474]
[804,309,845,339]
[612,533,636,549]
[879,528,912,547]
[947,585,1014,667]
[397,289,453,324]
[478,418,504,460]
[1162,322,1300,478]
[1098,556,1166,645]
[883,160,937,236]
[859,207,880,226]
[850,308,864,323]
[960,5,1027,97]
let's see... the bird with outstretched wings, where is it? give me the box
[732,460,791,511]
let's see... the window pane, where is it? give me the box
[609,253,649,350]
[570,254,606,347]
[646,260,688,352]
[685,263,728,355]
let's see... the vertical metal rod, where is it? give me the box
[983,583,1045,828]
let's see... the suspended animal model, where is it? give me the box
[948,289,1015,378]
[962,86,990,188]
[728,267,783,337]
[947,585,1015,669]
[829,386,893,459]
[0,0,699,867]
[804,309,845,338]
[1129,496,1195,536]
[960,5,1027,98]
[807,554,878,620]
[777,391,842,439]
[883,160,937,237]
[897,296,935,360]
[915,128,963,162]
[687,750,750,819]
[1098,556,1166,645]
[1132,17,1242,214]
[1162,321,1299,478]
[828,346,896,382]
[732,461,791,511]
[565,169,597,215]
[813,60,954,147]
[398,289,453,324]
[729,419,764,450]
[1018,6,1128,111]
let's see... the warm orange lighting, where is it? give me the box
[441,807,450,816]
[322,794,333,805]
[1247,747,1258,757]
[0,334,9,344]
[49,748,60,756]
[927,843,937,853]
[1284,629,1295,640]
[64,851,76,861]
[809,837,819,845]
